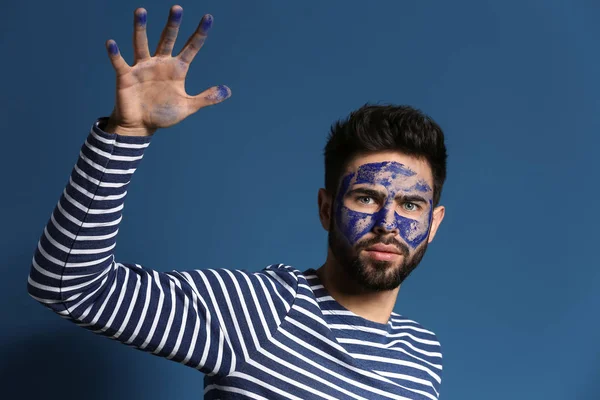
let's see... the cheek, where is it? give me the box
[396,209,432,248]
[336,205,375,245]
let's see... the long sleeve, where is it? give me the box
[27,119,297,377]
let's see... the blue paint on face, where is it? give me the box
[353,162,415,186]
[414,179,432,192]
[201,14,213,32]
[398,179,433,194]
[334,161,434,250]
[394,200,433,247]
[339,204,432,248]
[336,173,362,243]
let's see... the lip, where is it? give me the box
[365,244,401,254]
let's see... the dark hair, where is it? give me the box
[324,104,447,206]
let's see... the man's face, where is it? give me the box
[327,152,442,291]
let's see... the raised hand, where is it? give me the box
[104,5,230,137]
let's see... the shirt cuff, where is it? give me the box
[94,117,153,145]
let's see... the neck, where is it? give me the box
[316,255,400,325]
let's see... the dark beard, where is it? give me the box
[328,219,429,292]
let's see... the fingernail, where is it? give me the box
[108,42,119,55]
[170,8,182,23]
[217,85,230,99]
[208,85,231,101]
[136,11,147,26]
[201,15,213,32]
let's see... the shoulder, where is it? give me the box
[171,264,302,298]
[203,264,304,300]
[259,263,304,292]
[388,312,444,392]
[388,312,442,352]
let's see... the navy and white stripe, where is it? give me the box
[28,119,443,399]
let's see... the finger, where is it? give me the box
[155,5,183,56]
[178,14,213,65]
[133,8,150,63]
[189,85,231,113]
[105,40,130,76]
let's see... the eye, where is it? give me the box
[357,196,376,205]
[402,202,420,212]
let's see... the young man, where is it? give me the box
[28,5,447,399]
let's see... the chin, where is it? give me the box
[353,257,405,291]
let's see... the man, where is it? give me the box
[28,5,447,399]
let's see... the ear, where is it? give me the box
[318,188,333,231]
[427,205,446,243]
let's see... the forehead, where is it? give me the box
[344,151,434,188]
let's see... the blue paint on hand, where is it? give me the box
[201,14,213,32]
[207,85,231,102]
[108,42,119,55]
[136,11,147,26]
[170,8,183,24]
[216,85,230,100]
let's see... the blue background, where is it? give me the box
[1,0,598,398]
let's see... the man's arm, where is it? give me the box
[27,5,297,376]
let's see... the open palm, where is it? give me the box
[104,5,230,136]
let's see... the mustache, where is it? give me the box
[356,236,409,256]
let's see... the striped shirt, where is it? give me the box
[28,119,443,399]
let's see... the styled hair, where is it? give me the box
[324,104,447,206]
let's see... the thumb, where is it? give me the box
[189,85,232,113]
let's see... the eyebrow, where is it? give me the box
[398,194,428,204]
[346,188,428,204]
[346,188,385,198]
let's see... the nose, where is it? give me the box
[373,206,399,235]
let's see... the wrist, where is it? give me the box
[103,119,156,137]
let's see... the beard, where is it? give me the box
[328,218,429,292]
